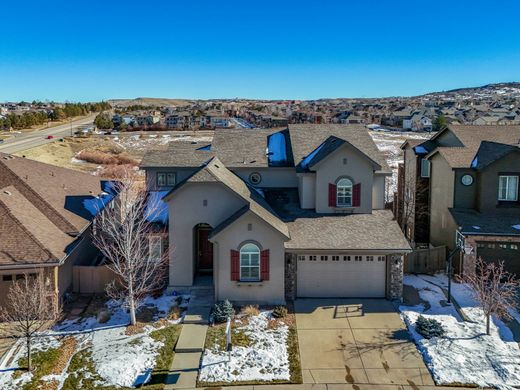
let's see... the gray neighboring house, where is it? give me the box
[140,124,411,304]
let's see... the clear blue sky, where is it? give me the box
[1,0,520,102]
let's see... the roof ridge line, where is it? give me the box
[0,159,79,235]
[0,196,57,261]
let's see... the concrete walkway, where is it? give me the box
[165,278,214,389]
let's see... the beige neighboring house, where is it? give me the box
[0,154,115,307]
[140,125,411,304]
[396,125,520,276]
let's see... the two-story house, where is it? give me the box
[140,124,410,304]
[397,125,520,276]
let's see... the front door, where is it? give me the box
[197,227,214,273]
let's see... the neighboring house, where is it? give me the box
[0,154,115,307]
[136,114,161,127]
[396,125,520,276]
[140,124,410,304]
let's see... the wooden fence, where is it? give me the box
[404,246,446,274]
[72,265,116,294]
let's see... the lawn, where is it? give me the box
[198,304,302,386]
[0,293,188,389]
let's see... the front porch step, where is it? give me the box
[183,304,211,324]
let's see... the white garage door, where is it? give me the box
[297,254,386,298]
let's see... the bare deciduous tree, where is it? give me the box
[0,273,60,371]
[463,257,520,335]
[400,166,429,245]
[93,171,169,325]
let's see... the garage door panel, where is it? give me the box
[297,256,386,298]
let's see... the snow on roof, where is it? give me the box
[145,191,169,224]
[300,141,326,169]
[414,145,429,154]
[267,131,288,166]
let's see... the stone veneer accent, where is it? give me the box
[387,254,404,301]
[461,235,520,276]
[284,253,297,301]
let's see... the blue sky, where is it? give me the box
[1,0,520,101]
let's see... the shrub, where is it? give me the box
[272,305,288,319]
[415,315,445,339]
[213,300,234,323]
[241,305,260,317]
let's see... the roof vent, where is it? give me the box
[3,190,11,196]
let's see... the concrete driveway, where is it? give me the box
[295,299,434,387]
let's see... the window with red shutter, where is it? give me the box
[328,183,337,207]
[260,249,270,280]
[230,249,239,281]
[352,183,361,207]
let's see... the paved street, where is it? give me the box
[295,299,433,387]
[0,114,96,154]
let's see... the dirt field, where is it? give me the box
[14,133,213,174]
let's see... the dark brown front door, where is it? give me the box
[197,227,213,272]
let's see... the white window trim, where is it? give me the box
[148,236,162,261]
[157,172,176,187]
[420,159,430,178]
[498,175,519,201]
[336,178,353,207]
[239,244,261,282]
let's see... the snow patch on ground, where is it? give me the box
[113,134,212,151]
[199,311,290,383]
[369,130,430,199]
[0,293,187,389]
[400,274,520,387]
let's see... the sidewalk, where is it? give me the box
[166,278,214,389]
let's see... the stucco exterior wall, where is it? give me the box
[232,167,298,188]
[314,143,374,214]
[145,168,197,191]
[435,130,463,147]
[372,174,386,210]
[453,169,477,209]
[429,153,457,249]
[168,182,246,286]
[211,212,286,304]
[298,173,316,209]
[476,153,520,213]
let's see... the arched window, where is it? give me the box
[240,243,260,281]
[336,178,353,207]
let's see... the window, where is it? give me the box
[332,255,339,261]
[355,255,362,261]
[366,256,374,261]
[344,255,351,261]
[498,175,518,201]
[157,172,176,187]
[420,159,430,178]
[249,172,262,185]
[309,255,317,261]
[320,255,328,261]
[298,255,306,261]
[240,243,260,281]
[149,236,162,261]
[336,178,353,207]
[378,256,385,262]
[2,275,12,282]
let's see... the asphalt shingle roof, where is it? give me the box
[285,210,411,251]
[288,124,391,172]
[450,209,520,237]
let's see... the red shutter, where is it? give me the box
[260,249,270,281]
[353,183,361,207]
[231,250,239,281]
[328,183,337,207]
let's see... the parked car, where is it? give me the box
[46,135,54,139]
